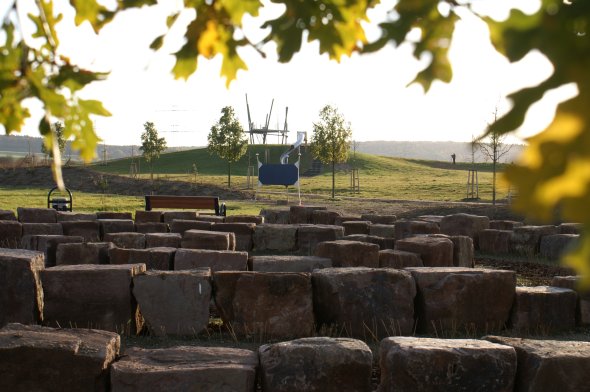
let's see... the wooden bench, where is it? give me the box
[144,195,226,216]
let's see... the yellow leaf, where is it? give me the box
[198,21,220,58]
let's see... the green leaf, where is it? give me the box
[78,99,112,116]
[150,35,164,50]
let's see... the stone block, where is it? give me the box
[110,346,258,391]
[56,212,97,222]
[211,222,255,251]
[369,224,396,238]
[145,232,181,248]
[103,232,145,249]
[484,336,590,392]
[134,210,162,223]
[361,214,397,224]
[61,220,101,242]
[17,207,57,223]
[290,205,327,224]
[510,225,558,256]
[109,247,176,270]
[551,275,590,325]
[169,219,212,234]
[313,268,416,337]
[134,222,168,233]
[479,229,512,254]
[0,210,16,220]
[181,229,230,250]
[259,208,290,224]
[56,242,114,265]
[253,224,297,252]
[21,234,84,267]
[41,264,145,333]
[417,215,444,224]
[315,240,379,268]
[510,286,577,332]
[0,323,120,392]
[161,211,197,223]
[489,220,523,230]
[311,210,341,225]
[250,255,332,272]
[395,236,454,267]
[224,215,264,224]
[342,221,371,236]
[195,215,225,223]
[440,213,490,245]
[394,220,440,240]
[214,271,314,338]
[21,223,63,236]
[133,269,211,336]
[298,224,344,255]
[378,249,423,268]
[259,337,372,392]
[558,222,582,234]
[99,219,135,238]
[379,337,516,392]
[96,211,132,220]
[540,234,579,260]
[344,234,393,250]
[0,249,44,326]
[407,267,516,333]
[174,249,248,272]
[448,235,474,268]
[334,215,363,226]
[0,220,22,248]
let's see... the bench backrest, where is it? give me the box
[145,195,225,216]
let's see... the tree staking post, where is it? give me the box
[467,169,479,199]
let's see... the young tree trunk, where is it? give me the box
[492,158,497,206]
[228,162,231,188]
[331,160,335,199]
[150,161,154,182]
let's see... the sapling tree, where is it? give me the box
[140,122,167,182]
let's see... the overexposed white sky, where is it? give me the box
[5,0,578,148]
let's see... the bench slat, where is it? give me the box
[145,195,224,216]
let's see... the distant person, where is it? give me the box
[451,153,456,164]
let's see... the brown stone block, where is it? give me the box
[111,346,258,391]
[0,323,120,392]
[361,214,397,224]
[260,208,290,224]
[0,210,16,221]
[551,275,590,325]
[315,240,379,268]
[17,207,57,223]
[298,224,344,255]
[195,215,225,223]
[169,219,213,234]
[394,220,439,240]
[214,271,314,338]
[313,268,416,337]
[41,264,146,333]
[369,224,396,239]
[96,211,132,220]
[510,225,558,256]
[395,236,454,267]
[145,233,181,248]
[484,336,590,392]
[133,270,211,336]
[558,222,582,234]
[224,215,264,224]
[440,213,490,245]
[174,248,247,272]
[134,210,162,223]
[311,210,341,225]
[380,337,516,392]
[181,229,230,250]
[99,219,135,238]
[21,223,63,236]
[56,211,97,221]
[345,234,392,250]
[134,222,168,233]
[510,286,577,332]
[489,220,523,230]
[109,247,175,270]
[378,249,423,269]
[103,232,145,249]
[407,267,516,333]
[290,205,327,224]
[259,337,372,392]
[61,220,100,242]
[0,249,44,326]
[162,211,197,223]
[250,255,331,272]
[342,221,371,236]
[479,229,512,254]
[253,224,297,252]
[211,222,255,251]
[540,234,579,260]
[21,234,84,267]
[0,220,22,248]
[56,242,114,265]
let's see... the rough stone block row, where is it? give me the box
[551,275,590,325]
[395,236,454,267]
[249,255,331,272]
[0,220,22,248]
[109,247,176,270]
[440,213,490,246]
[22,234,84,267]
[510,286,577,332]
[56,242,114,265]
[344,234,395,250]
[315,240,379,268]
[395,220,440,240]
[174,248,248,272]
